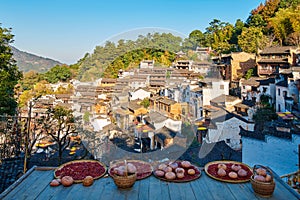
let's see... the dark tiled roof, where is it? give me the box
[210,94,239,104]
[55,94,71,98]
[259,46,297,54]
[158,97,177,105]
[241,77,262,87]
[258,78,275,85]
[101,78,117,83]
[155,126,177,140]
[128,101,143,111]
[276,80,288,87]
[257,59,289,64]
[145,111,168,124]
[241,100,256,107]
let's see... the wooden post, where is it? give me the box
[23,101,32,173]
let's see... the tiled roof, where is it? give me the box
[145,111,168,124]
[128,101,143,111]
[276,80,288,87]
[101,78,117,83]
[210,94,239,104]
[158,97,177,105]
[257,59,289,64]
[241,77,264,87]
[259,46,297,54]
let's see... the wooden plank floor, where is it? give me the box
[1,167,299,200]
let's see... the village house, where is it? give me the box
[127,99,148,118]
[189,86,203,120]
[149,96,182,120]
[212,52,256,86]
[199,78,230,106]
[240,77,276,105]
[175,50,186,59]
[210,94,242,112]
[142,111,183,149]
[257,46,300,77]
[190,61,212,75]
[173,60,192,70]
[275,80,294,112]
[204,108,254,150]
[139,60,154,69]
[114,108,130,130]
[90,115,112,132]
[195,46,211,61]
[72,84,97,113]
[129,88,151,101]
[128,75,148,89]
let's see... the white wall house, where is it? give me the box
[201,79,229,106]
[140,60,154,69]
[205,112,255,150]
[189,87,203,120]
[129,88,151,101]
[91,116,111,131]
[275,81,290,112]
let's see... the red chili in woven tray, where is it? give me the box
[55,161,106,181]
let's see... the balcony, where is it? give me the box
[258,69,276,75]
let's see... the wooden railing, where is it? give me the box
[258,69,276,75]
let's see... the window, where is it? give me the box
[263,87,267,93]
[283,91,287,98]
[220,85,224,89]
[278,88,280,96]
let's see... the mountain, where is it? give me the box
[11,46,63,73]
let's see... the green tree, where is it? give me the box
[278,0,300,9]
[20,70,42,91]
[244,68,256,80]
[83,111,90,123]
[44,65,72,83]
[269,6,300,45]
[230,19,245,45]
[0,25,22,115]
[205,19,235,54]
[140,98,150,108]
[238,27,268,53]
[253,106,278,131]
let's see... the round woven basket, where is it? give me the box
[113,173,137,189]
[112,161,137,189]
[250,165,275,197]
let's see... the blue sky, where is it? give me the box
[1,0,263,64]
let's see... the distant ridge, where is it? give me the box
[11,46,63,73]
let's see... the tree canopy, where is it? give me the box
[44,65,72,83]
[0,24,22,115]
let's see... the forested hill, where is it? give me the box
[77,33,183,81]
[11,46,63,73]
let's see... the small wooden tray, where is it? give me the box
[153,161,201,183]
[204,160,253,183]
[108,160,153,180]
[54,160,107,183]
